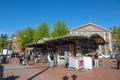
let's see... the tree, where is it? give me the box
[51,21,69,38]
[113,26,120,49]
[33,22,50,42]
[0,34,9,51]
[16,27,35,51]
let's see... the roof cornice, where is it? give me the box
[70,23,112,32]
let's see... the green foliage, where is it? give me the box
[0,34,9,51]
[16,27,35,50]
[33,22,50,42]
[51,21,69,38]
[15,21,69,51]
[113,26,120,48]
[0,39,2,50]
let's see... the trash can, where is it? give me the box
[0,64,3,80]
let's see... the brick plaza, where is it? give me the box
[3,58,120,80]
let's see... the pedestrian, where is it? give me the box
[26,54,30,67]
[21,52,25,65]
[64,50,69,68]
[2,55,6,64]
[49,52,55,68]
[94,52,99,67]
[34,53,38,63]
[19,54,23,65]
[116,54,120,69]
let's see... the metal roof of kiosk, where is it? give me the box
[25,34,107,47]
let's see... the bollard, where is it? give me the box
[0,64,3,80]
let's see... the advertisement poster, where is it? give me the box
[69,57,75,68]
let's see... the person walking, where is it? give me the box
[2,55,6,64]
[117,54,120,69]
[19,54,23,65]
[64,50,69,68]
[26,54,30,67]
[49,53,55,68]
[34,53,38,63]
[94,52,99,67]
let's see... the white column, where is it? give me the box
[99,45,102,52]
[108,32,112,53]
[98,32,101,52]
[103,32,107,54]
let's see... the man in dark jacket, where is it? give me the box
[26,54,30,67]
[50,53,55,68]
[117,54,120,69]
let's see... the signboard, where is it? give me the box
[83,57,92,69]
[2,49,8,55]
[8,50,12,55]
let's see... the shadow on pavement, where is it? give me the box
[27,66,49,69]
[63,75,69,80]
[62,74,77,80]
[3,75,19,80]
[112,60,117,63]
[111,60,118,70]
[27,66,49,80]
[72,74,77,80]
[111,66,118,69]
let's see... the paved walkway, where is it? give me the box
[4,63,26,73]
[2,58,120,80]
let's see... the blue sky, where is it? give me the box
[0,0,120,37]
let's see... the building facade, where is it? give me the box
[10,35,21,54]
[70,23,113,54]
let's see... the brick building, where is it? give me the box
[70,23,113,54]
[9,35,21,54]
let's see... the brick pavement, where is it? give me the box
[3,58,120,80]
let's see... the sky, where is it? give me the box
[0,0,120,37]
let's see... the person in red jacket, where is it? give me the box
[94,52,99,67]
